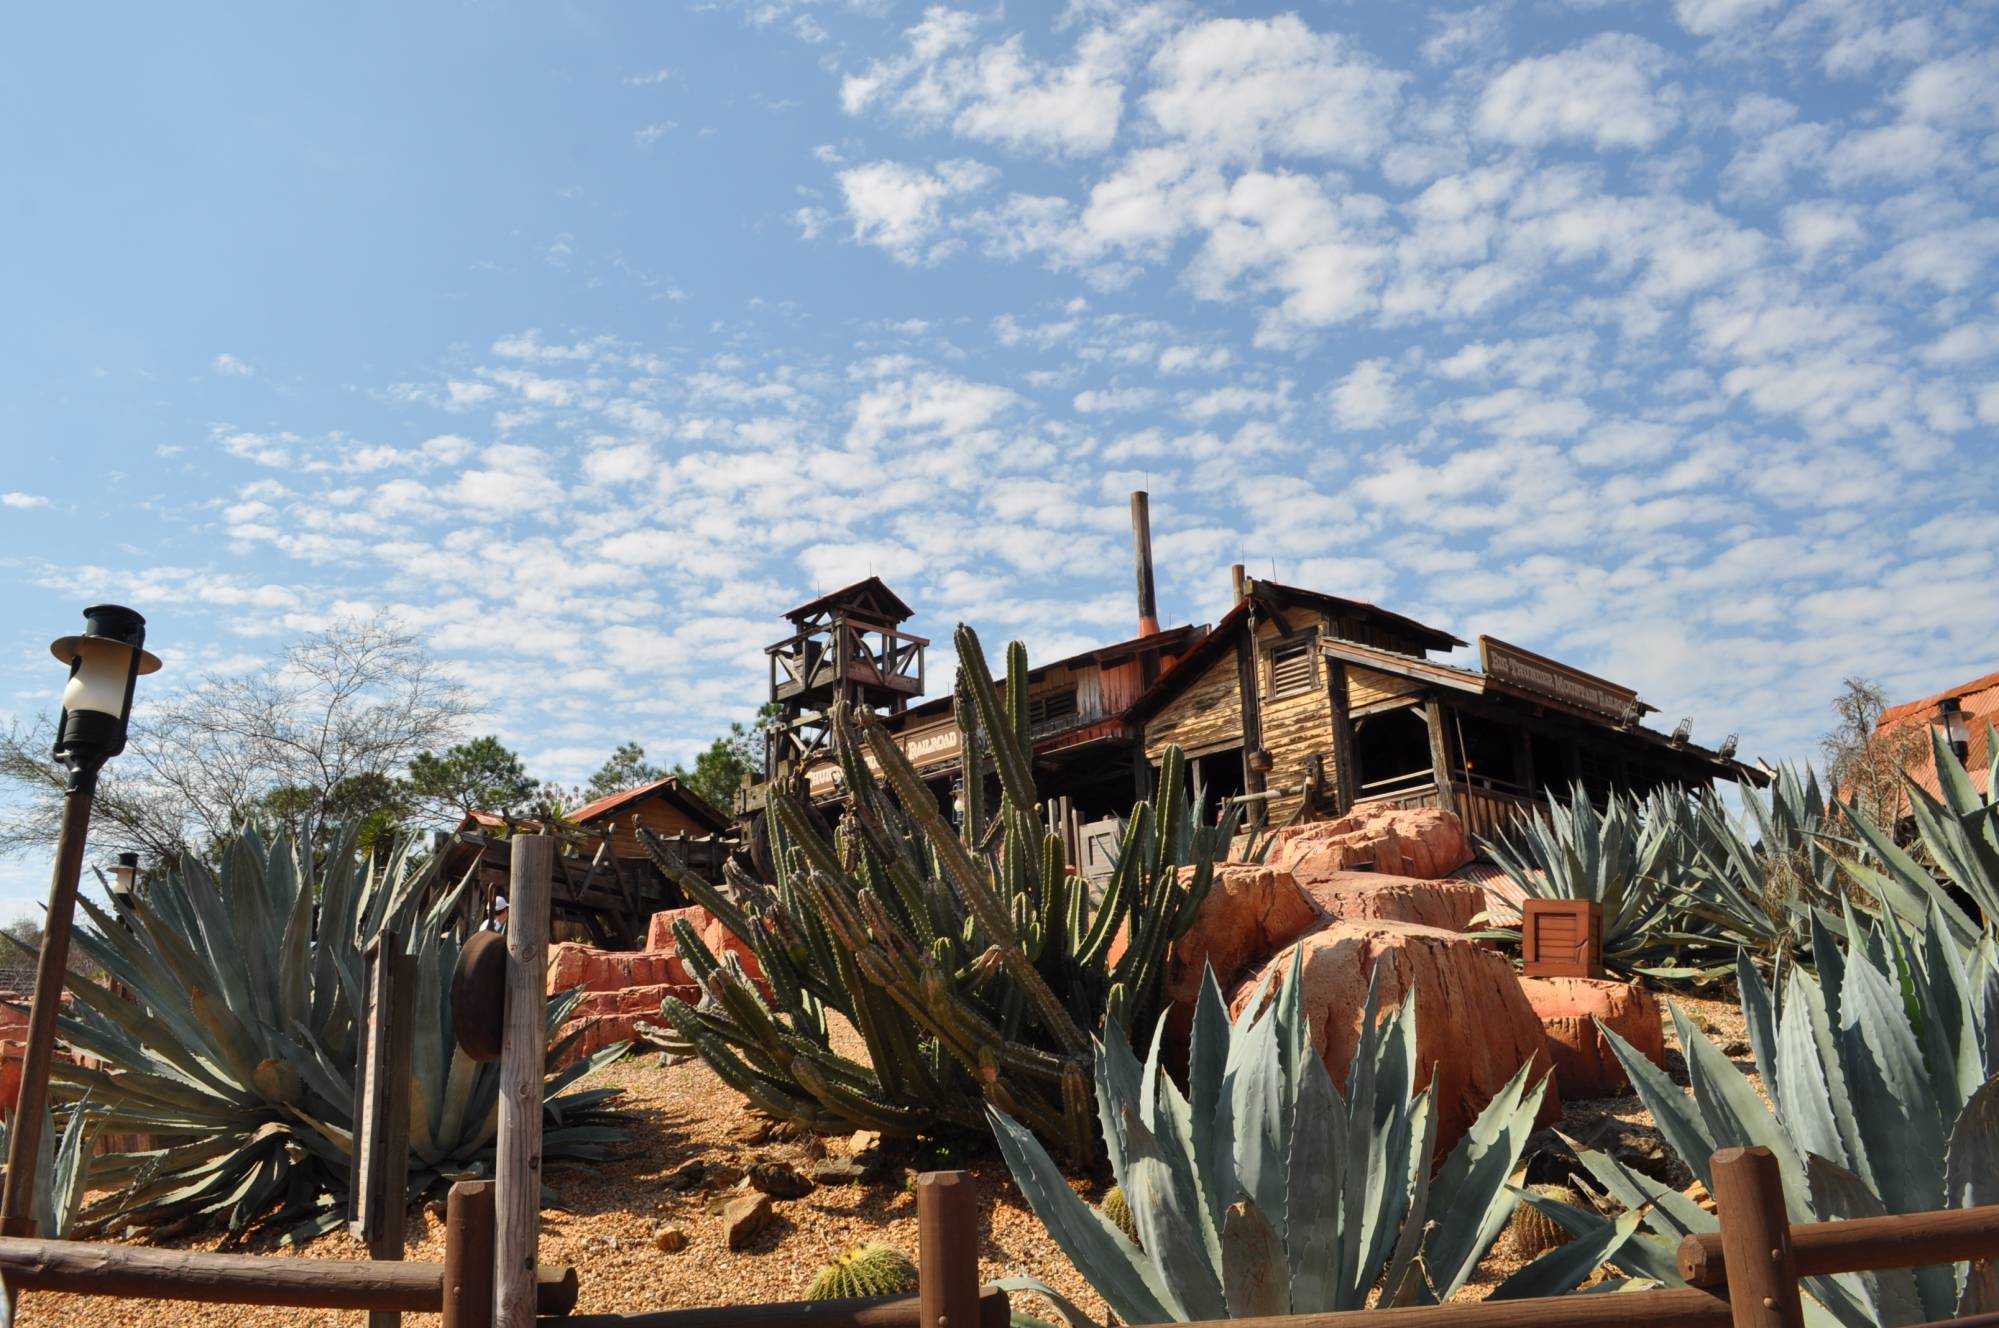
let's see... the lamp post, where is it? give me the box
[0,606,158,1240]
[1938,696,1971,766]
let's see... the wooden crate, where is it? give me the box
[1522,898,1604,978]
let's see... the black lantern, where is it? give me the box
[49,604,160,785]
[1938,696,1971,764]
[108,850,141,905]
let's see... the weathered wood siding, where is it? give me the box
[1255,608,1334,823]
[1143,651,1243,759]
[1348,664,1426,709]
[590,798,717,860]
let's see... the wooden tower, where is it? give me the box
[764,577,927,779]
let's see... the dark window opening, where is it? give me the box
[1352,707,1435,799]
[1188,748,1246,823]
[1454,713,1523,793]
[1026,687,1079,727]
[1530,734,1571,797]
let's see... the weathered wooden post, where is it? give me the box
[495,834,551,1328]
[917,1171,980,1328]
[442,1180,496,1328]
[1711,1146,1804,1328]
[350,932,418,1328]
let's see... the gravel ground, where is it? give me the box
[18,987,1752,1327]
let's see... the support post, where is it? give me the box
[1423,695,1458,816]
[1325,658,1356,815]
[350,934,417,1328]
[495,834,552,1328]
[0,783,95,1247]
[1711,1146,1804,1328]
[917,1171,981,1328]
[443,1180,496,1328]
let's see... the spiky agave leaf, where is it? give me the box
[989,958,1546,1321]
[48,827,628,1242]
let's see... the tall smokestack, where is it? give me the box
[1131,491,1160,637]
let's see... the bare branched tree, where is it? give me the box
[0,614,471,865]
[1820,675,1926,829]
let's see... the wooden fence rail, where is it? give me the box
[0,1232,577,1313]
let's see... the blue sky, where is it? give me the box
[2,0,1994,915]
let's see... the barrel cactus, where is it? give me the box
[988,955,1550,1320]
[1506,1183,1575,1256]
[653,626,1238,1161]
[807,1243,919,1300]
[1100,1185,1137,1244]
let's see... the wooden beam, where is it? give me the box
[1423,696,1458,816]
[1325,658,1357,814]
[542,1287,1012,1328]
[496,834,552,1328]
[0,1238,575,1313]
[1147,1289,1732,1328]
[1679,1200,1999,1289]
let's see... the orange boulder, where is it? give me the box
[1163,864,1321,1006]
[1300,870,1487,933]
[547,942,689,995]
[1518,975,1666,1098]
[1254,806,1472,881]
[1232,918,1559,1150]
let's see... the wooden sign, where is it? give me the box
[1522,899,1604,979]
[804,718,962,795]
[1480,636,1644,721]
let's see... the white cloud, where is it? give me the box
[1142,16,1404,164]
[1475,34,1680,151]
[1672,0,1778,37]
[1327,359,1399,429]
[1,492,50,510]
[836,158,996,264]
[212,353,252,376]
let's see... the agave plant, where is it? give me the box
[657,626,1236,1160]
[38,825,628,1242]
[0,1099,98,1239]
[1480,783,1709,977]
[1517,911,1999,1326]
[986,956,1549,1323]
[1674,769,1847,968]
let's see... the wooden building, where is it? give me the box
[441,775,734,947]
[749,493,1760,860]
[1129,577,1757,841]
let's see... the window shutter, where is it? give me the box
[1269,639,1316,697]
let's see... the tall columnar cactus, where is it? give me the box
[650,626,1238,1160]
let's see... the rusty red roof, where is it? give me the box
[454,774,731,837]
[1875,668,1999,801]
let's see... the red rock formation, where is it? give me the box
[1162,864,1321,1007]
[1230,918,1559,1149]
[1254,806,1473,881]
[1299,870,1488,932]
[1517,975,1666,1098]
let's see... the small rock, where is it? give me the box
[849,1129,883,1154]
[1721,1039,1751,1058]
[749,1159,814,1200]
[663,1160,707,1191]
[810,1157,867,1186]
[734,1117,778,1146]
[654,1225,689,1253]
[722,1192,775,1250]
[798,1135,828,1161]
[705,1163,745,1190]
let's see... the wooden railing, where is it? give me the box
[10,1150,1997,1327]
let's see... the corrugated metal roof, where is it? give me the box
[1875,669,1999,801]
